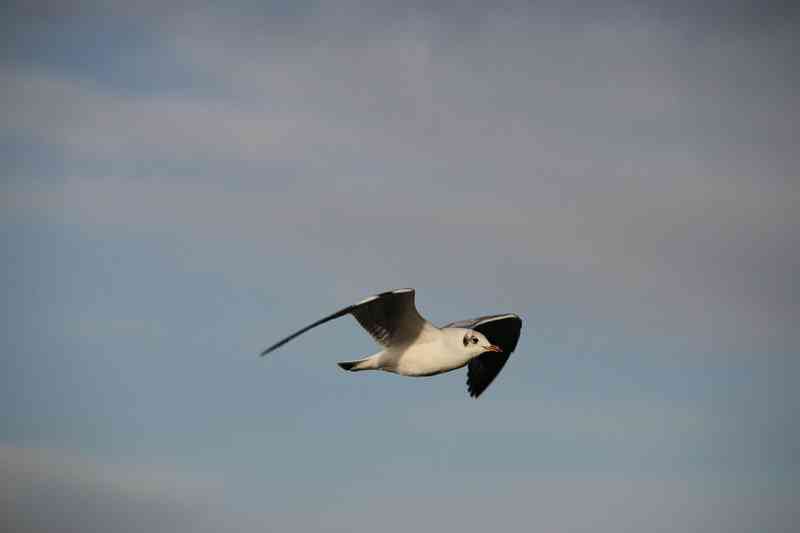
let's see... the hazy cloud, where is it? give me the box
[1,445,793,533]
[0,445,231,533]
[1,4,797,532]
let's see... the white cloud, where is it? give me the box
[6,161,796,356]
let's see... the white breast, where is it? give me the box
[388,330,473,377]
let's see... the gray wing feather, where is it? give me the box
[260,288,425,356]
[350,289,425,347]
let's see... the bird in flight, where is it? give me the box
[260,288,522,398]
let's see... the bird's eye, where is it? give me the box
[471,337,478,344]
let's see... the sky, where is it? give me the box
[1,1,798,531]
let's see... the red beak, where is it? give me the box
[483,344,503,353]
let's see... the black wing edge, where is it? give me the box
[467,352,512,398]
[259,306,353,356]
[445,314,522,398]
[258,288,415,356]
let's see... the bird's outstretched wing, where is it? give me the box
[445,313,522,398]
[260,288,426,356]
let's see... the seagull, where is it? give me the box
[260,288,522,398]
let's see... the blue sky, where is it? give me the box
[2,2,798,532]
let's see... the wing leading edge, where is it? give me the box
[260,288,425,356]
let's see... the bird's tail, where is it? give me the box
[337,354,380,372]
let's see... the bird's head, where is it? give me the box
[460,329,503,356]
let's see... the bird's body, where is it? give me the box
[260,288,522,398]
[343,326,483,377]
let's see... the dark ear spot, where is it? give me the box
[463,334,470,347]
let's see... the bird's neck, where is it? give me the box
[441,328,469,349]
